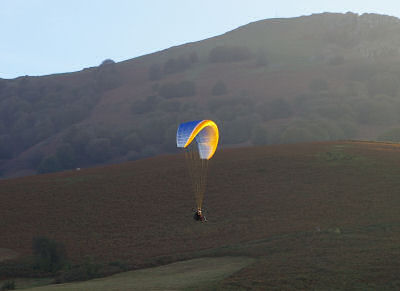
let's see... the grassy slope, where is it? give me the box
[25,257,254,291]
[1,141,400,289]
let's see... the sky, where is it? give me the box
[1,0,400,79]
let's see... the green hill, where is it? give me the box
[2,13,400,178]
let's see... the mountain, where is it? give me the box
[2,12,400,178]
[1,141,400,288]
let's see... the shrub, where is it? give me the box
[55,258,102,283]
[0,256,47,278]
[309,78,329,92]
[163,55,191,74]
[32,236,67,273]
[257,99,293,121]
[158,81,196,98]
[55,258,128,283]
[378,128,400,142]
[1,280,15,290]
[189,51,199,63]
[37,155,62,174]
[108,261,128,272]
[209,46,252,63]
[131,96,158,114]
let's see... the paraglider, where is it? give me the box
[193,208,207,222]
[176,120,219,222]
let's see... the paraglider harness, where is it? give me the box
[193,208,207,222]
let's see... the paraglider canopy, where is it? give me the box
[177,120,219,215]
[176,120,219,160]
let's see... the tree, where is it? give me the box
[85,138,112,163]
[56,143,77,169]
[126,150,140,161]
[209,46,252,63]
[327,55,345,65]
[123,132,143,153]
[163,56,191,75]
[251,125,269,145]
[141,145,158,158]
[279,127,318,144]
[95,63,121,91]
[0,79,5,93]
[32,236,67,273]
[367,72,399,97]
[100,59,115,66]
[177,80,196,97]
[189,51,199,63]
[222,115,256,144]
[0,135,13,159]
[212,81,228,96]
[38,155,62,174]
[158,100,181,112]
[378,128,400,142]
[256,49,269,66]
[309,78,329,92]
[63,126,92,154]
[148,64,163,81]
[257,99,293,121]
[34,118,55,142]
[356,99,396,125]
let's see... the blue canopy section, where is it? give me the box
[176,120,203,148]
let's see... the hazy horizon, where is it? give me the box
[2,0,400,79]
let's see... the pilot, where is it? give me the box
[193,208,206,222]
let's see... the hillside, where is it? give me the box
[1,141,400,289]
[3,13,400,177]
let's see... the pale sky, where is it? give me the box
[1,0,400,79]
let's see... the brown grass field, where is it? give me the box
[24,257,255,291]
[1,141,400,289]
